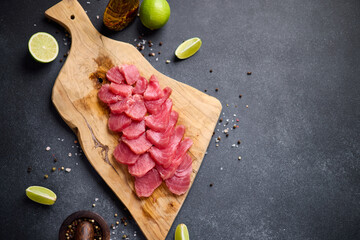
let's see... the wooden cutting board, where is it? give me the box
[45,1,222,239]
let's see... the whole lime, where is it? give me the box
[139,0,171,30]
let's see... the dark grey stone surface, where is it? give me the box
[0,0,359,239]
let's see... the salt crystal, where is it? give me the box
[57,138,60,140]
[76,163,78,165]
[86,1,90,4]
[75,153,78,156]
[46,146,51,151]
[215,139,219,143]
[34,24,37,27]
[233,114,236,117]
[65,168,71,172]
[96,15,99,19]
[220,167,223,170]
[95,198,99,201]
[215,144,219,147]
[205,151,208,155]
[68,153,72,157]
[61,139,64,141]
[72,146,74,148]
[155,57,158,61]
[64,42,67,46]
[231,144,236,147]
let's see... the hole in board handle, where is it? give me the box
[70,15,75,20]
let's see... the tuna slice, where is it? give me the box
[109,97,135,114]
[143,75,164,100]
[122,120,146,140]
[148,125,185,168]
[108,113,132,132]
[98,84,119,104]
[146,111,178,149]
[156,138,193,179]
[135,168,162,197]
[145,99,172,132]
[113,141,140,165]
[128,153,155,178]
[145,87,172,114]
[133,76,148,95]
[125,94,147,121]
[165,169,191,196]
[120,65,139,85]
[109,83,133,98]
[106,66,125,84]
[174,153,193,178]
[122,133,152,154]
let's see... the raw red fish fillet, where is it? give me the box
[98,84,119,104]
[135,168,162,197]
[128,153,155,178]
[145,87,172,114]
[108,113,132,132]
[143,75,164,100]
[109,97,135,114]
[156,138,193,179]
[109,83,133,98]
[122,120,146,140]
[148,125,185,168]
[165,170,191,195]
[106,66,125,84]
[145,99,172,132]
[125,94,147,121]
[120,65,139,85]
[113,141,140,165]
[174,153,193,178]
[133,76,148,95]
[165,154,192,195]
[146,111,178,149]
[122,133,152,154]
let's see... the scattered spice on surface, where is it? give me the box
[209,183,213,187]
[116,221,119,225]
[65,168,71,172]
[52,167,56,172]
[165,60,171,64]
[159,42,163,46]
[114,213,118,217]
[59,58,63,62]
[215,88,218,92]
[219,118,223,123]
[158,51,161,55]
[239,94,242,98]
[61,167,65,171]
[27,167,32,173]
[92,204,96,207]
[122,235,127,239]
[226,104,229,107]
[209,69,213,73]
[247,72,252,75]
[148,52,155,57]
[246,105,249,108]
[46,146,51,151]
[238,156,242,161]
[204,89,207,92]
[237,140,241,145]
[68,153,72,157]
[44,174,48,179]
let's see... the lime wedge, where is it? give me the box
[175,223,189,240]
[28,32,59,63]
[175,37,202,60]
[26,186,57,205]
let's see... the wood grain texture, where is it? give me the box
[45,1,222,239]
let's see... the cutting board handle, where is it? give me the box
[45,0,98,43]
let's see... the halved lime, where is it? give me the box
[28,32,59,63]
[175,223,189,240]
[26,186,57,205]
[139,0,171,30]
[175,37,202,60]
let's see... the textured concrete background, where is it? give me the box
[0,0,359,239]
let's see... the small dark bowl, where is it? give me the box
[59,210,110,240]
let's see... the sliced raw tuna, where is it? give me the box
[135,168,162,197]
[145,87,172,114]
[165,170,191,195]
[146,111,178,149]
[133,76,148,95]
[156,138,193,179]
[122,120,146,140]
[143,75,164,100]
[128,153,155,178]
[108,113,132,132]
[125,94,147,121]
[148,125,185,168]
[109,97,135,114]
[106,66,125,84]
[113,141,140,165]
[145,99,172,132]
[122,133,152,154]
[174,153,193,178]
[109,83,133,98]
[98,84,119,104]
[120,65,140,85]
